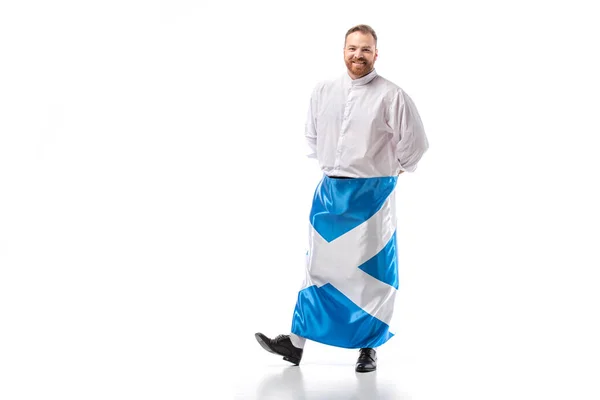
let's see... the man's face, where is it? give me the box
[344,32,378,79]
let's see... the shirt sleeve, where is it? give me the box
[390,90,429,172]
[304,85,319,159]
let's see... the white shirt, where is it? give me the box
[305,69,429,177]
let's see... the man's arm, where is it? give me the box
[304,86,319,159]
[391,90,429,173]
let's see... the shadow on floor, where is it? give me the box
[251,365,408,400]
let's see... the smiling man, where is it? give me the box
[344,29,378,79]
[255,24,429,373]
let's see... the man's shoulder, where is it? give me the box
[313,74,344,90]
[372,74,405,95]
[308,75,344,99]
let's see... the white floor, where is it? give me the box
[230,322,600,400]
[234,364,409,400]
[236,338,427,400]
[234,337,411,399]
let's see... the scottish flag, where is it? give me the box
[291,175,399,349]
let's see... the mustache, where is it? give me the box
[350,58,367,62]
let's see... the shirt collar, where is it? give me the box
[344,68,378,86]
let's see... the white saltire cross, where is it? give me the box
[302,192,398,325]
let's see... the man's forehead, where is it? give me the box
[345,32,376,47]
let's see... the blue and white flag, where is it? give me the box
[291,175,399,349]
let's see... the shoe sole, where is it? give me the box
[355,367,376,373]
[254,333,301,366]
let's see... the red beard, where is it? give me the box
[345,58,373,78]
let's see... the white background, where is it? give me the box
[1,0,599,399]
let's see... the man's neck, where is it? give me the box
[348,68,374,80]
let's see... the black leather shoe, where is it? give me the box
[255,333,303,365]
[355,348,377,372]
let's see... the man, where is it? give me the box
[255,24,428,373]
